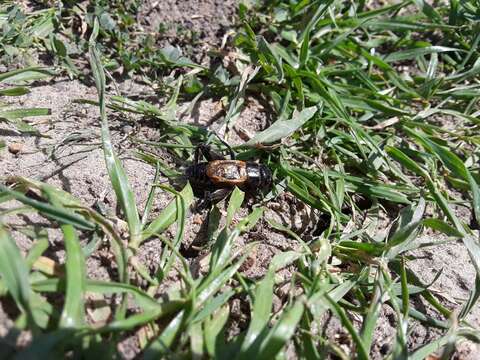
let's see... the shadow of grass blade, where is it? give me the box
[88,20,141,244]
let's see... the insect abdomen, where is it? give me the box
[245,162,272,190]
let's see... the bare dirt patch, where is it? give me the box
[139,0,238,65]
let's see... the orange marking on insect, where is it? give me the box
[206,160,247,185]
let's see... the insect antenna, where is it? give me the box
[210,131,236,160]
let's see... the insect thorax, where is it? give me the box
[206,160,247,183]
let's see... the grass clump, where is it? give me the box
[1,0,480,358]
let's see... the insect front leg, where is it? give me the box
[208,188,233,203]
[196,188,233,211]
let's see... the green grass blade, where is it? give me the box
[226,187,245,226]
[255,301,304,359]
[422,218,464,237]
[146,252,252,356]
[462,235,480,283]
[204,305,229,357]
[360,273,383,353]
[459,275,480,319]
[140,183,193,244]
[144,311,185,358]
[141,163,162,227]
[384,46,463,62]
[192,290,235,323]
[224,65,259,130]
[210,189,245,273]
[238,250,303,358]
[326,294,369,360]
[0,225,37,329]
[58,224,86,328]
[41,184,86,328]
[88,20,141,244]
[25,236,49,269]
[386,198,426,257]
[12,330,74,360]
[411,132,480,226]
[32,279,175,313]
[238,268,274,356]
[156,186,188,283]
[425,179,465,233]
[0,186,95,230]
[256,36,284,82]
[0,108,51,120]
[385,146,430,179]
[0,86,30,96]
[0,66,54,83]
[299,27,310,68]
[246,106,317,145]
[299,0,333,42]
[409,333,451,360]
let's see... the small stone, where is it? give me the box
[8,142,23,154]
[121,125,133,134]
[192,214,203,225]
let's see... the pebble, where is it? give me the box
[8,142,23,155]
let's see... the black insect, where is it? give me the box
[185,143,272,209]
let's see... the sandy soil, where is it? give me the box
[1,0,479,358]
[138,0,237,65]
